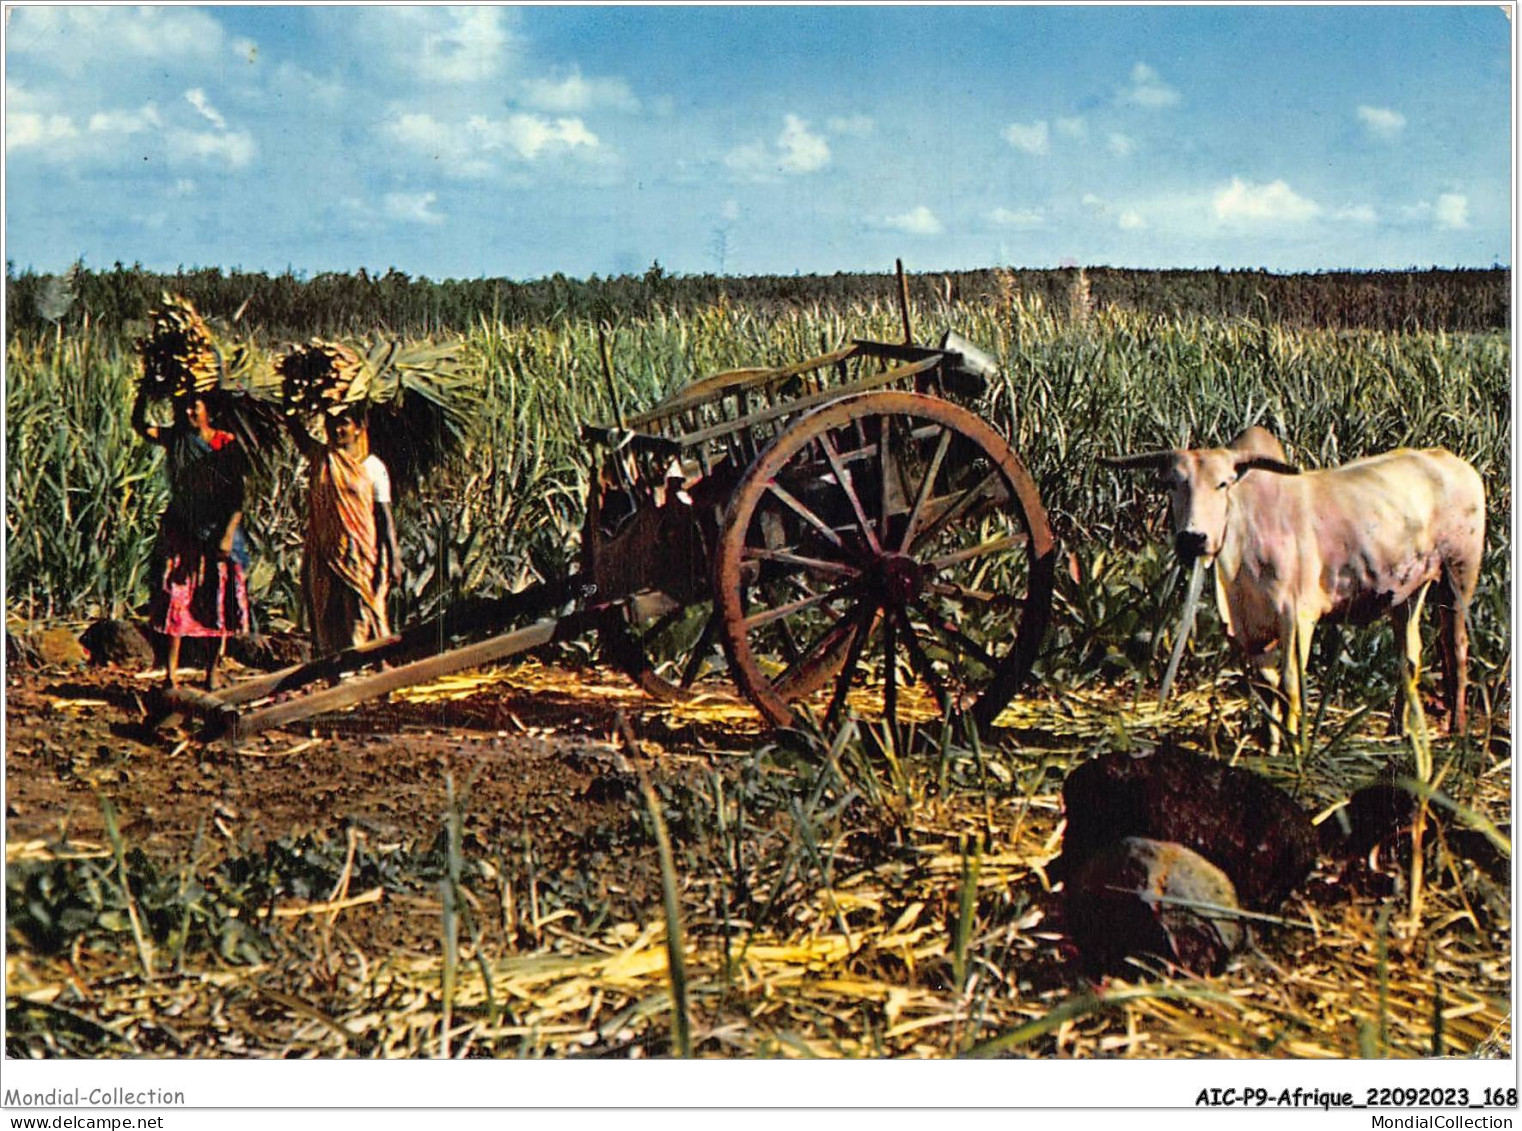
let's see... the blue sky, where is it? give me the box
[3,5,1512,280]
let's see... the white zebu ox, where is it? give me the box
[1104,428,1485,742]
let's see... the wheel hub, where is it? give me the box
[874,552,925,607]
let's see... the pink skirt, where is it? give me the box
[150,529,250,639]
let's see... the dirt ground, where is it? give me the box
[6,647,1512,1059]
[4,652,777,955]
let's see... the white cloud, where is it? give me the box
[5,111,79,151]
[6,7,225,76]
[171,179,199,197]
[185,89,227,130]
[721,199,741,222]
[384,191,445,225]
[1334,203,1377,224]
[383,110,599,174]
[1356,105,1406,140]
[1212,177,1320,223]
[1108,132,1136,157]
[990,207,1045,229]
[725,114,830,179]
[7,92,165,160]
[827,114,875,137]
[1119,63,1179,109]
[724,142,770,178]
[385,113,465,159]
[880,206,942,235]
[1081,192,1108,214]
[1118,209,1147,230]
[168,129,257,168]
[350,7,516,86]
[1055,116,1086,138]
[1435,193,1469,230]
[418,8,511,83]
[777,115,830,173]
[88,105,162,135]
[521,68,640,113]
[1003,120,1050,156]
[481,114,598,159]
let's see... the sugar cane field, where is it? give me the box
[4,267,1512,1060]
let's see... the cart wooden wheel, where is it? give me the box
[597,596,725,701]
[715,391,1056,733]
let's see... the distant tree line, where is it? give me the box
[5,259,1509,341]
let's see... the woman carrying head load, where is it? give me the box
[132,387,251,689]
[286,402,402,654]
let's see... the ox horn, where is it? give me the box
[1099,451,1176,471]
[1232,454,1300,477]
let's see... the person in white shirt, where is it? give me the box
[287,404,403,652]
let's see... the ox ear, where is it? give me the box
[1099,451,1176,472]
[1232,454,1299,478]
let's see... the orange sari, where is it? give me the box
[305,447,390,652]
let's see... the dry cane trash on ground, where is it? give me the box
[5,657,1510,1060]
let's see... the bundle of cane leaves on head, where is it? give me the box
[138,294,221,398]
[136,294,285,479]
[364,337,477,490]
[277,336,477,492]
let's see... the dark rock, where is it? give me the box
[1065,837,1245,976]
[228,633,311,671]
[80,619,156,667]
[1323,782,1510,886]
[1319,782,1415,859]
[581,774,637,804]
[1057,745,1316,911]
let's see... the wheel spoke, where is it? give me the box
[883,611,899,741]
[763,575,838,667]
[634,603,688,650]
[928,532,1028,571]
[743,545,859,579]
[825,602,878,728]
[765,481,844,549]
[817,431,881,554]
[908,466,1002,556]
[923,579,1023,609]
[742,578,856,630]
[678,611,721,689]
[900,426,953,552]
[910,596,999,673]
[893,605,952,711]
[878,416,894,546]
[773,605,863,697]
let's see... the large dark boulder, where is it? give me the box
[1057,745,1317,912]
[1065,837,1245,976]
[80,618,156,667]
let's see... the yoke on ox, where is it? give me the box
[1103,436,1485,745]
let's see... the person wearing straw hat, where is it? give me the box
[131,384,251,690]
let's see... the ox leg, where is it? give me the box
[1393,582,1432,737]
[1279,609,1316,756]
[1389,602,1410,736]
[1245,646,1284,758]
[1439,578,1471,734]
